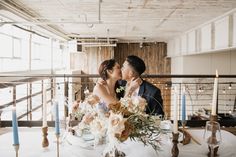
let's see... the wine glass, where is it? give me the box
[203,121,222,157]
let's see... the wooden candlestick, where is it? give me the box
[13,144,19,157]
[56,134,60,157]
[172,132,179,157]
[42,127,49,147]
[210,115,218,122]
[208,115,219,157]
[180,121,191,145]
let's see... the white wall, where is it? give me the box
[167,9,236,57]
[170,50,236,120]
[171,50,236,75]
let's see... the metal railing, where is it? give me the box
[0,74,235,127]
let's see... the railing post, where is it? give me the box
[51,78,55,120]
[29,83,32,121]
[41,80,44,121]
[64,80,69,117]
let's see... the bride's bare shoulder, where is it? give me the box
[93,83,106,93]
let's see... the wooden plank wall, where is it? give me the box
[114,42,171,117]
[74,43,171,117]
[83,47,114,74]
[79,47,114,99]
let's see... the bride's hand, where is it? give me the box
[96,78,106,85]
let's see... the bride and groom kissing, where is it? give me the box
[93,55,164,116]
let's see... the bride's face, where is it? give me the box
[108,63,122,80]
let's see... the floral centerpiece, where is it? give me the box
[71,94,162,157]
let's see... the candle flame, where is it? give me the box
[215,70,219,78]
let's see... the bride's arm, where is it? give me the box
[93,84,117,105]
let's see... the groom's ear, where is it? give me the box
[128,70,134,78]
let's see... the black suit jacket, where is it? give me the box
[116,80,164,116]
[138,80,164,116]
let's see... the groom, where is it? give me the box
[120,55,164,116]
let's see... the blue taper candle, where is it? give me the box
[181,87,186,122]
[55,101,60,134]
[12,107,19,145]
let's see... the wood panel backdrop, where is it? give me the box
[71,42,171,117]
[114,42,171,117]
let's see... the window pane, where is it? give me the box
[0,34,12,58]
[13,38,21,58]
[32,42,40,60]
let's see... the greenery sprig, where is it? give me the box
[127,114,162,151]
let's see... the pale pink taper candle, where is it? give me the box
[211,70,218,116]
[173,86,178,133]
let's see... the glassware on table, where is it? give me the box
[203,121,222,157]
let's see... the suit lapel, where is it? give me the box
[138,81,145,96]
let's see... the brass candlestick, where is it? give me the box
[172,132,179,157]
[208,115,219,157]
[13,144,19,157]
[56,134,60,157]
[42,127,49,147]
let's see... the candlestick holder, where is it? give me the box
[56,134,60,157]
[180,121,190,145]
[13,144,19,157]
[172,132,179,157]
[210,115,218,122]
[206,115,220,157]
[42,127,49,147]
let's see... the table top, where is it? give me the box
[0,128,236,157]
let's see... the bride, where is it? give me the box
[93,59,121,105]
[93,59,140,108]
[71,59,139,113]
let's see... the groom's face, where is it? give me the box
[121,61,133,81]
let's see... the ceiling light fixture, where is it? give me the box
[140,37,146,48]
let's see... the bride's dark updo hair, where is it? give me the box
[98,59,116,80]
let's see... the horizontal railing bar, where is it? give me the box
[0,74,235,78]
[17,99,51,120]
[18,104,41,120]
[0,120,78,127]
[1,119,236,127]
[0,91,42,110]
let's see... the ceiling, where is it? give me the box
[0,0,236,42]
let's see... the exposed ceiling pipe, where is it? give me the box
[98,0,101,22]
[0,0,69,40]
[107,29,110,44]
[80,43,117,47]
[1,21,101,25]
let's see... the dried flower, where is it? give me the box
[108,112,126,136]
[108,102,121,112]
[72,94,162,152]
[116,121,134,142]
[86,94,100,106]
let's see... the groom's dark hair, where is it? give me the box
[126,55,146,76]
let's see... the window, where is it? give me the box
[32,42,41,60]
[13,37,21,58]
[0,33,12,58]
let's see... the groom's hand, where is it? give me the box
[125,77,142,97]
[130,77,142,90]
